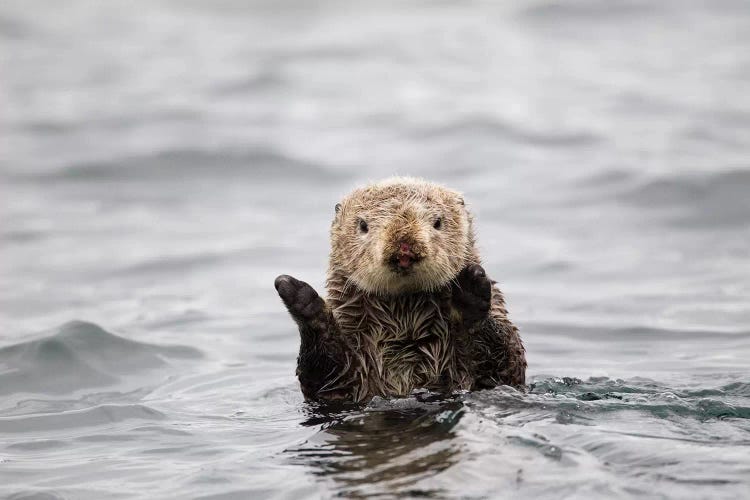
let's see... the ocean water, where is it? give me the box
[1,0,750,498]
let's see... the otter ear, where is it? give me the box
[332,203,342,226]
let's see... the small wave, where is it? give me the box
[210,71,285,97]
[109,245,298,278]
[523,376,750,421]
[7,440,65,451]
[0,404,164,433]
[522,0,660,23]
[6,493,65,500]
[412,116,602,148]
[524,321,750,340]
[17,148,344,185]
[0,321,201,395]
[619,169,750,229]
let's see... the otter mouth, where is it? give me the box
[388,251,423,273]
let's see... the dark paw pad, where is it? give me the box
[274,275,324,321]
[452,264,492,326]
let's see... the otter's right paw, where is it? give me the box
[274,275,326,326]
[451,264,492,328]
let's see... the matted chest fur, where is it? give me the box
[329,286,474,401]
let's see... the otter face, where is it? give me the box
[330,178,474,295]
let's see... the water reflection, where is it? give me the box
[292,393,466,497]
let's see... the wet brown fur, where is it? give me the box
[276,177,526,403]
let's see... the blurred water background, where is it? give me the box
[1,0,750,498]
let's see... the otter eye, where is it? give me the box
[433,217,442,230]
[358,218,369,233]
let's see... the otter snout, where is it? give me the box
[397,242,416,269]
[387,238,425,271]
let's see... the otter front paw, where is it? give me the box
[274,275,327,331]
[451,264,492,329]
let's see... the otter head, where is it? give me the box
[329,177,476,295]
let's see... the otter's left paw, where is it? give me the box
[451,264,492,328]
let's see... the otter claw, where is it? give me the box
[274,275,325,322]
[452,264,492,327]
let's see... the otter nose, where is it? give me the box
[396,241,417,269]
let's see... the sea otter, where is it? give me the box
[275,177,526,403]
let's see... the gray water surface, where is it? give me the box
[1,1,750,498]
